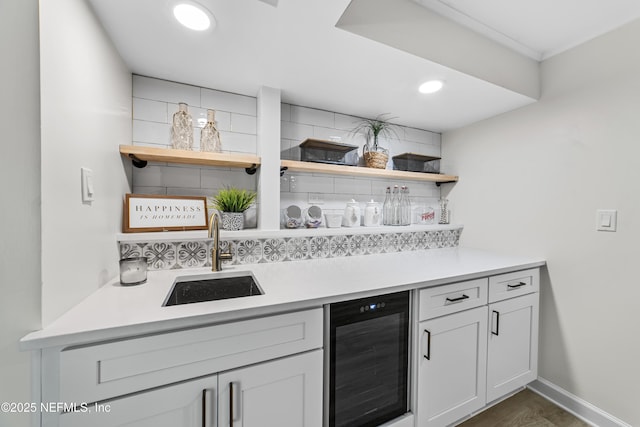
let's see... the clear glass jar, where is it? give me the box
[171,102,194,150]
[200,109,222,152]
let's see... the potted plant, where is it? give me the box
[351,113,400,169]
[211,187,257,230]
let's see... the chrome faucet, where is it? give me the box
[208,213,233,271]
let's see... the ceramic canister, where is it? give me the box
[364,200,382,227]
[342,199,361,227]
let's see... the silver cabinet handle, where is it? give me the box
[423,329,431,360]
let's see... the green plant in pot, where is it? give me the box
[211,187,257,230]
[351,113,400,169]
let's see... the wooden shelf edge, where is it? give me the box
[119,145,261,169]
[281,160,458,183]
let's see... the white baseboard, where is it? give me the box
[528,378,632,427]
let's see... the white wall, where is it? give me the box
[443,19,640,426]
[39,0,132,325]
[0,1,41,426]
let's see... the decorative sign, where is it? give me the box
[123,194,209,233]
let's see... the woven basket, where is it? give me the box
[363,151,389,169]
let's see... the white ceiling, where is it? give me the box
[413,0,640,60]
[86,0,640,132]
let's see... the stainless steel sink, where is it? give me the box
[163,272,263,306]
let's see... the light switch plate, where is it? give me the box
[596,209,617,232]
[81,167,95,203]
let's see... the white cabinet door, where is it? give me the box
[487,292,539,402]
[218,350,323,427]
[59,375,217,427]
[417,306,488,427]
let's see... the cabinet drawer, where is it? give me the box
[419,278,488,320]
[488,269,540,303]
[59,308,323,404]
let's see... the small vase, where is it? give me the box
[363,137,389,169]
[171,102,194,150]
[200,109,222,153]
[221,212,244,230]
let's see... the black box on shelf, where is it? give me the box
[392,152,441,173]
[299,138,358,166]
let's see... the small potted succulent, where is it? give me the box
[351,113,400,169]
[211,187,257,230]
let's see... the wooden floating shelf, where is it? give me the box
[119,145,261,169]
[280,160,458,183]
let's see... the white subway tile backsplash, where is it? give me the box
[133,98,168,123]
[130,77,443,213]
[289,174,334,193]
[201,168,257,191]
[133,165,201,188]
[133,120,170,145]
[282,121,313,141]
[334,113,360,131]
[166,187,210,197]
[334,177,372,195]
[132,186,167,195]
[312,126,352,142]
[281,103,291,122]
[201,88,256,116]
[290,105,335,128]
[231,113,257,134]
[133,75,200,106]
[404,127,433,144]
[218,131,257,154]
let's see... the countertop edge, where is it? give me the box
[20,257,546,351]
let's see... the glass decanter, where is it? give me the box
[200,109,222,153]
[171,102,194,150]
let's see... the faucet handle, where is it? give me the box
[220,242,233,261]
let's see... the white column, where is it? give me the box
[256,86,281,230]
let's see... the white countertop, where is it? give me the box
[20,247,545,351]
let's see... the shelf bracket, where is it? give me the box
[129,154,148,169]
[280,166,288,177]
[245,164,258,175]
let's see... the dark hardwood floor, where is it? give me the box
[458,389,589,427]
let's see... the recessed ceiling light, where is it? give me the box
[173,2,214,31]
[418,80,444,94]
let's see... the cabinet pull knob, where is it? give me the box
[492,310,500,336]
[507,282,526,289]
[446,294,469,303]
[202,389,212,427]
[423,329,431,360]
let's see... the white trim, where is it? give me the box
[30,350,41,427]
[528,378,632,427]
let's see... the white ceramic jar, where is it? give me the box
[364,200,382,227]
[342,199,361,227]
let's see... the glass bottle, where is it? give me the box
[200,109,222,153]
[439,198,449,224]
[391,185,400,225]
[402,186,412,225]
[171,102,194,150]
[382,187,391,226]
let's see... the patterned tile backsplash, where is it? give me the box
[119,227,463,271]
